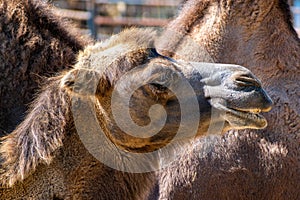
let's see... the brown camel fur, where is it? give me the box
[0,0,90,135]
[0,27,273,199]
[154,0,300,199]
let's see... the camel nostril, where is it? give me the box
[233,73,261,87]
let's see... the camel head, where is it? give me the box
[61,29,272,152]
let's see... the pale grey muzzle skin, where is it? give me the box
[172,61,273,133]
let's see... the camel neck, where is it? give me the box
[220,14,300,79]
[164,3,300,82]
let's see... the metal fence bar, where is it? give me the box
[94,16,170,26]
[87,0,97,39]
[54,9,171,27]
[53,8,90,20]
[96,0,181,7]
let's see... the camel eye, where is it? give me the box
[149,83,168,92]
[145,65,178,96]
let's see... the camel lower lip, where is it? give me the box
[226,107,267,129]
[213,104,268,129]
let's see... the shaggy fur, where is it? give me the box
[154,0,300,199]
[0,29,158,199]
[0,0,90,135]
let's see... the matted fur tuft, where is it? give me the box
[0,77,70,186]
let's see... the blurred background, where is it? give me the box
[52,0,300,40]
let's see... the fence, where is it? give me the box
[52,1,300,38]
[53,0,182,39]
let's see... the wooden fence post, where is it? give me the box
[87,0,97,39]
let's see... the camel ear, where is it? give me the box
[61,69,111,96]
[61,69,78,89]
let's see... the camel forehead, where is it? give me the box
[82,28,157,56]
[75,43,129,72]
[74,28,158,72]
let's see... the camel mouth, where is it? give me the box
[214,103,268,129]
[226,107,267,129]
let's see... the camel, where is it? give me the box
[0,0,90,135]
[0,28,273,199]
[154,0,300,199]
